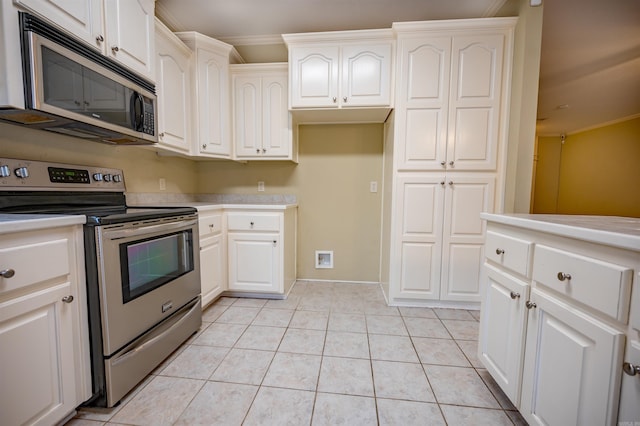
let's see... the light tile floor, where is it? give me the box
[68,281,528,426]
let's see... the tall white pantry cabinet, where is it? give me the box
[383,18,516,306]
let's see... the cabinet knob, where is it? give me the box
[62,295,74,303]
[202,144,207,149]
[256,149,260,154]
[440,181,445,186]
[96,34,104,43]
[343,97,347,103]
[525,301,537,309]
[159,132,165,138]
[0,269,15,278]
[510,291,520,300]
[262,148,266,153]
[332,97,337,103]
[250,221,254,227]
[440,161,446,167]
[623,362,640,377]
[448,181,453,186]
[557,272,572,281]
[209,224,214,229]
[111,45,119,53]
[496,248,505,255]
[449,161,455,166]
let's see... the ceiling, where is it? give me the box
[156,0,640,136]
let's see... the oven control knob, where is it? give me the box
[93,173,103,182]
[113,174,122,183]
[0,165,10,177]
[103,174,112,182]
[14,167,29,178]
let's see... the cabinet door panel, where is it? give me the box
[200,234,224,307]
[228,234,280,293]
[234,77,261,157]
[290,47,339,108]
[198,49,230,156]
[15,0,102,50]
[441,176,495,301]
[341,44,391,106]
[104,0,155,79]
[262,75,289,157]
[399,242,440,299]
[156,27,191,153]
[0,283,75,426]
[521,289,624,426]
[479,265,529,406]
[448,34,504,170]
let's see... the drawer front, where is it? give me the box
[485,231,533,277]
[532,244,633,321]
[0,238,70,296]
[199,214,222,237]
[227,213,280,232]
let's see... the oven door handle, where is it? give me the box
[105,218,197,240]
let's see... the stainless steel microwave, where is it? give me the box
[0,13,157,145]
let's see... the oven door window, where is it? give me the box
[119,230,194,303]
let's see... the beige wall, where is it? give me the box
[0,122,198,194]
[198,123,384,282]
[532,116,640,217]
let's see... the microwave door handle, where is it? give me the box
[105,219,197,240]
[130,91,144,131]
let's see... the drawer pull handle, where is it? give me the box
[557,272,572,281]
[62,295,74,303]
[496,248,505,255]
[510,291,520,299]
[0,269,15,278]
[525,301,537,309]
[209,224,214,228]
[623,362,640,377]
[250,221,254,226]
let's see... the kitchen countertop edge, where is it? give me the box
[481,213,640,252]
[0,214,86,234]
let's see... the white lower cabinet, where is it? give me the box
[228,233,280,292]
[520,289,624,426]
[225,208,297,296]
[479,264,529,406]
[0,224,89,426]
[391,173,494,303]
[198,211,225,307]
[479,215,638,426]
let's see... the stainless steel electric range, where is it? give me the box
[0,157,202,407]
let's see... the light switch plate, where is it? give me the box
[258,181,265,192]
[370,181,378,193]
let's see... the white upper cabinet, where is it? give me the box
[102,0,155,80]
[154,19,192,155]
[284,30,394,110]
[395,26,510,171]
[231,63,296,161]
[15,0,156,81]
[176,32,243,159]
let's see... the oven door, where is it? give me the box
[96,215,200,356]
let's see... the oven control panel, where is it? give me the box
[0,157,125,191]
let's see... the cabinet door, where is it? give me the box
[289,46,339,108]
[197,48,231,156]
[479,265,529,407]
[520,289,625,426]
[0,283,76,426]
[233,76,261,158]
[341,43,392,107]
[15,0,102,50]
[200,234,225,307]
[441,175,495,302]
[390,174,445,301]
[447,34,504,171]
[228,233,280,293]
[155,25,191,154]
[395,37,451,170]
[103,0,155,80]
[261,75,290,158]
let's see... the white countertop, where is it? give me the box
[132,202,297,212]
[481,213,640,251]
[0,214,86,234]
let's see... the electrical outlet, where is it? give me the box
[159,178,166,191]
[370,181,378,193]
[258,181,265,192]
